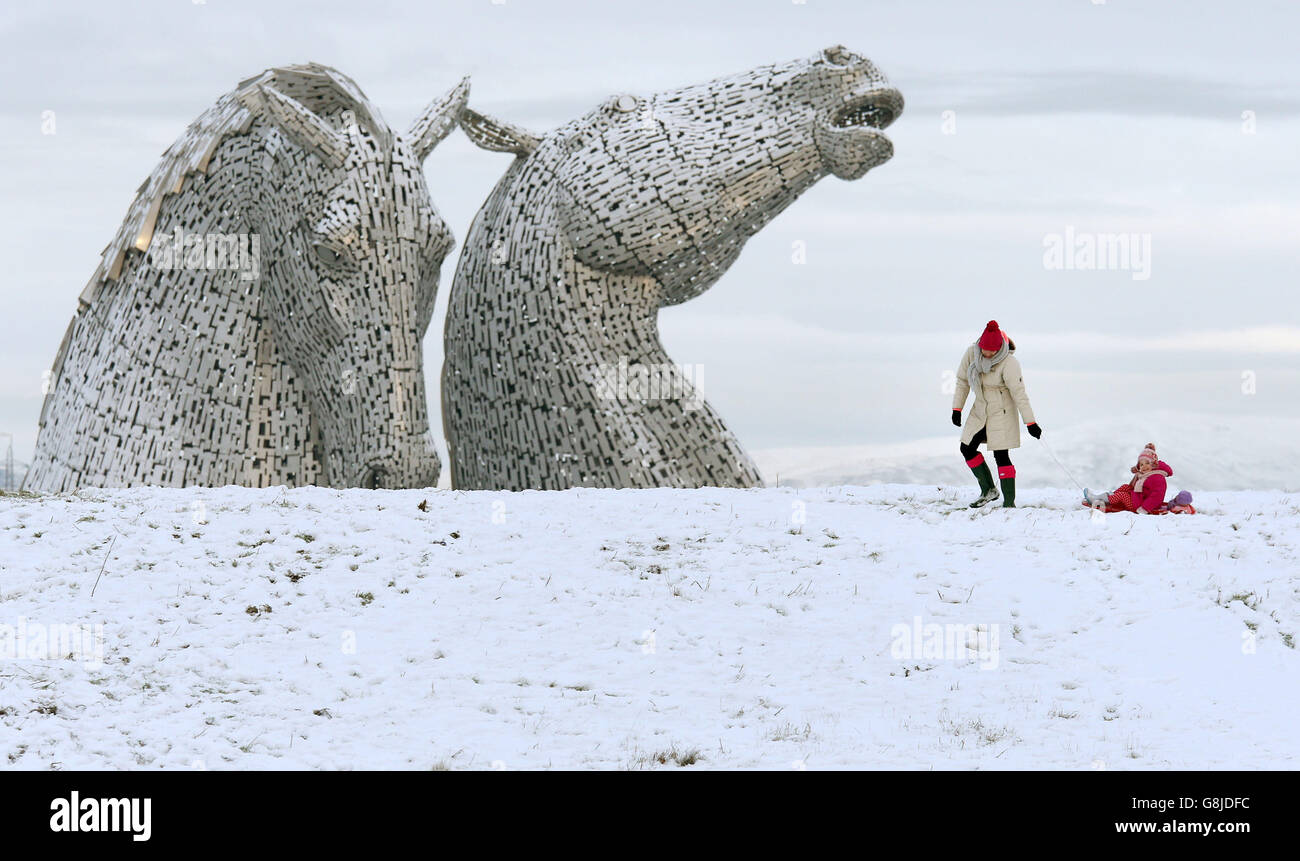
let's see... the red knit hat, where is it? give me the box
[1137,443,1158,464]
[978,320,1005,351]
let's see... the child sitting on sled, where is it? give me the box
[1083,443,1195,514]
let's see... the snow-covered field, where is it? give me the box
[2,483,1297,770]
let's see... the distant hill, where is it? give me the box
[753,411,1299,493]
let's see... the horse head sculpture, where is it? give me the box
[443,46,902,489]
[27,64,467,491]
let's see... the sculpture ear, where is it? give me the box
[253,84,348,169]
[459,107,541,157]
[408,76,470,161]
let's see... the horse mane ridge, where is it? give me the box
[76,63,388,309]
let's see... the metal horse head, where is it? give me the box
[443,47,902,490]
[27,64,467,491]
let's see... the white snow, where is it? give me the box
[2,483,1297,770]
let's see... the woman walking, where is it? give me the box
[951,321,1041,508]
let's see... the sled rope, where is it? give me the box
[1037,438,1085,493]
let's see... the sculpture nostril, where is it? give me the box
[360,467,386,489]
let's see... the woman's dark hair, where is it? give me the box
[1007,337,1017,352]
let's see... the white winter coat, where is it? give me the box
[952,345,1036,450]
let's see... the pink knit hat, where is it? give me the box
[1137,443,1158,464]
[977,320,1005,351]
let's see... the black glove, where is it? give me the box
[951,409,962,427]
[1027,422,1042,439]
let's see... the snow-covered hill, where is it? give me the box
[753,411,1300,492]
[2,484,1297,769]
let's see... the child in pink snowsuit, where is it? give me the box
[1084,443,1173,514]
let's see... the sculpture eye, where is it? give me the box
[313,243,343,266]
[613,94,638,113]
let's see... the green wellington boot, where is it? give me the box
[969,461,1000,508]
[1000,475,1016,508]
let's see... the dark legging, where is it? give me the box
[960,426,1012,467]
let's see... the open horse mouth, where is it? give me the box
[816,86,904,180]
[830,89,902,131]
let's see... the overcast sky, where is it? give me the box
[1,0,1297,470]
